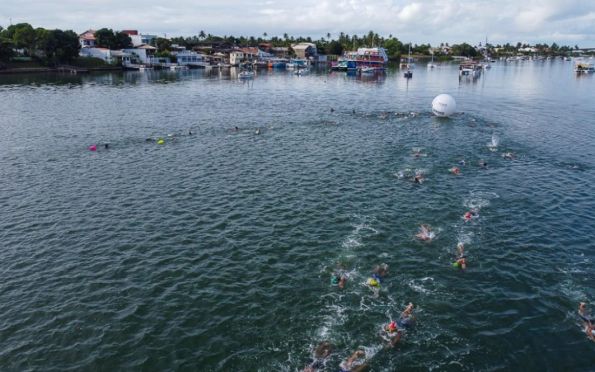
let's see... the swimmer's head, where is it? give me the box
[367,278,380,287]
[387,321,397,332]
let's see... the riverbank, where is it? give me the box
[0,57,122,74]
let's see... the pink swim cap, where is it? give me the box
[89,145,97,151]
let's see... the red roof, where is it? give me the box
[121,30,138,36]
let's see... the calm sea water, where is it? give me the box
[1,60,594,371]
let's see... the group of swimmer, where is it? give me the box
[579,302,595,342]
[303,263,417,371]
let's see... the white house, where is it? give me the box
[172,49,209,68]
[79,30,96,48]
[229,51,244,66]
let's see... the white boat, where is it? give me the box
[238,70,255,79]
[427,52,437,69]
[169,64,188,71]
[360,66,376,74]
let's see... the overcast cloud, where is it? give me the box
[1,0,594,46]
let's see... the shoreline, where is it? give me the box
[0,66,122,75]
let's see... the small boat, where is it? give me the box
[575,61,595,73]
[238,70,255,79]
[404,70,413,78]
[360,66,375,74]
[427,52,437,69]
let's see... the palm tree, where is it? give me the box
[263,32,268,40]
[199,30,206,40]
[327,32,331,40]
[283,33,288,40]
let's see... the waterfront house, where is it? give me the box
[292,43,317,59]
[229,51,244,66]
[271,47,290,58]
[79,30,96,48]
[123,44,168,65]
[127,32,158,47]
[172,49,209,68]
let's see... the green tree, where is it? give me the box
[328,40,343,55]
[37,29,80,65]
[199,30,206,39]
[114,31,132,49]
[450,43,478,57]
[0,37,15,62]
[383,38,403,60]
[94,28,116,49]
[155,37,172,52]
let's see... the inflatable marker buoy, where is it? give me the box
[432,94,456,117]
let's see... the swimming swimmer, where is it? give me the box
[502,152,514,160]
[450,166,461,175]
[302,341,334,372]
[413,171,425,184]
[579,302,593,324]
[330,107,335,113]
[339,350,367,372]
[383,320,402,347]
[331,272,348,289]
[459,159,466,166]
[416,224,434,241]
[188,130,192,135]
[255,128,261,135]
[463,209,478,222]
[104,143,109,149]
[479,159,488,168]
[398,302,416,330]
[452,242,467,269]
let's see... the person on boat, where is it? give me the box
[302,341,334,372]
[339,349,368,372]
[453,243,467,270]
[416,224,434,241]
[450,166,461,175]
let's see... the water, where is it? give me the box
[1,61,594,371]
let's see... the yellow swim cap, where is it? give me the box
[367,278,379,287]
[157,139,165,145]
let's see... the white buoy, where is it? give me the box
[432,94,456,117]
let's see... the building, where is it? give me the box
[128,33,158,47]
[172,49,209,68]
[123,44,168,65]
[229,51,244,66]
[292,43,317,59]
[79,30,96,48]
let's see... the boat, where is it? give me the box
[400,43,415,69]
[169,64,188,71]
[427,52,437,69]
[403,44,413,78]
[238,70,255,79]
[286,59,308,70]
[342,47,388,70]
[459,60,482,78]
[360,66,376,74]
[575,61,595,73]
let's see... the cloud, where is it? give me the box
[0,0,594,45]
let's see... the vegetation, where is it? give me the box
[0,23,80,65]
[94,28,132,49]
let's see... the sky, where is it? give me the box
[1,0,594,46]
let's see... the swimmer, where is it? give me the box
[331,272,348,289]
[412,148,425,158]
[502,152,514,160]
[586,323,595,342]
[579,302,593,324]
[188,130,192,135]
[459,159,466,166]
[479,159,488,168]
[416,224,434,241]
[234,126,239,132]
[145,138,154,142]
[339,350,368,372]
[330,107,335,113]
[413,171,425,184]
[255,128,260,135]
[450,166,461,175]
[463,209,478,222]
[367,263,388,288]
[397,302,416,330]
[352,109,356,114]
[383,320,402,347]
[302,341,334,372]
[104,143,109,149]
[452,242,467,269]
[379,112,388,119]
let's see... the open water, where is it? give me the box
[0,60,594,371]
